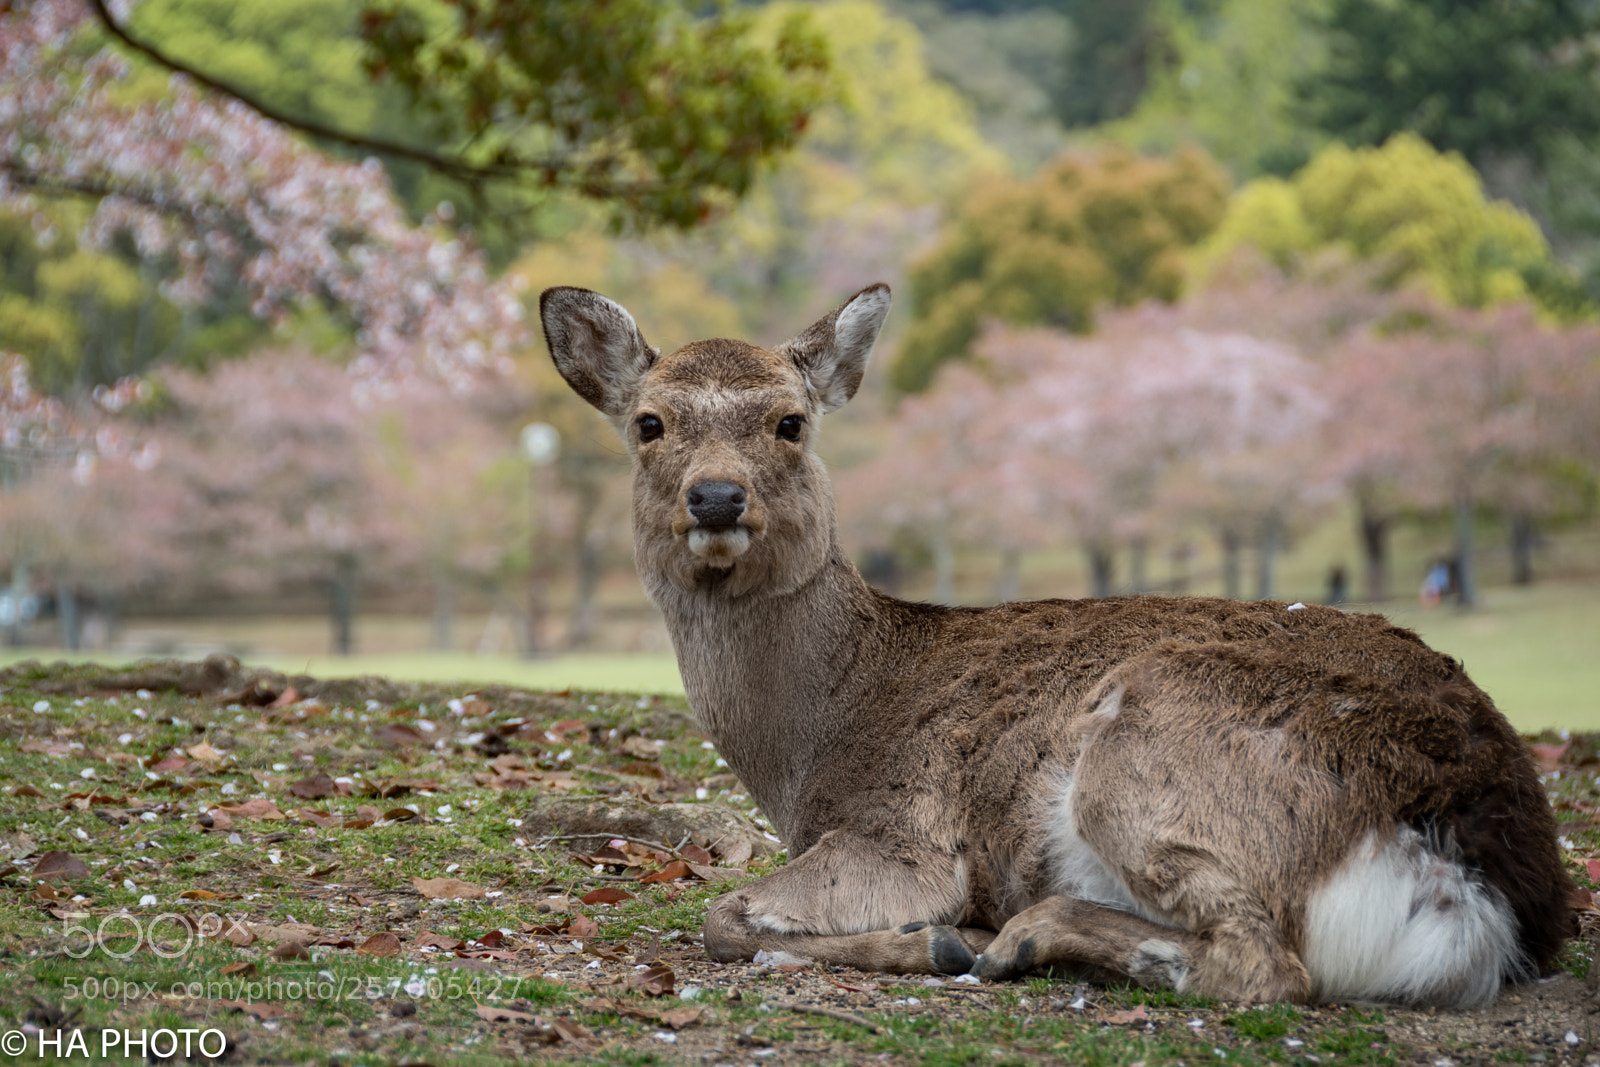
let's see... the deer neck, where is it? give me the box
[645,539,883,841]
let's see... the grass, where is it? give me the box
[0,659,1594,1065]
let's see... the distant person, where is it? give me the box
[1420,558,1454,609]
[1325,564,1348,605]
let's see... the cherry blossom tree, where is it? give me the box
[0,0,527,390]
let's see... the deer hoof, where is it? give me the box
[974,934,1037,981]
[928,926,977,974]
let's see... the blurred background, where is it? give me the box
[2,0,1598,731]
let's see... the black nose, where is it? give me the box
[687,481,747,528]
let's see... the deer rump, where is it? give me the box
[538,282,1575,1008]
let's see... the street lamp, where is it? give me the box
[520,422,560,657]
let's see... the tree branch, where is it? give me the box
[85,0,513,189]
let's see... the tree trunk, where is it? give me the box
[994,546,1021,603]
[932,534,956,606]
[5,558,29,646]
[430,576,454,651]
[1358,505,1390,602]
[1128,537,1148,594]
[1086,543,1114,599]
[59,584,81,651]
[1220,530,1243,600]
[1454,495,1478,609]
[329,552,356,655]
[1254,514,1280,601]
[568,481,604,649]
[1510,511,1536,585]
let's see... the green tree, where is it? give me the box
[1201,134,1571,313]
[1297,0,1600,172]
[97,0,833,234]
[1113,0,1328,178]
[892,145,1230,392]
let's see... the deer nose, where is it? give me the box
[686,481,747,528]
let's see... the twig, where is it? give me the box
[769,1001,886,1034]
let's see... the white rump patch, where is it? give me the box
[1043,776,1157,919]
[1304,828,1523,1008]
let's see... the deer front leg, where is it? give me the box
[703,829,995,974]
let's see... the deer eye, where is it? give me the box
[776,414,804,442]
[637,414,664,442]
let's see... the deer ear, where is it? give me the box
[540,287,659,418]
[777,283,891,413]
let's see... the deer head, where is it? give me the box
[540,284,892,599]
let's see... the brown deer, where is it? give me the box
[539,282,1574,1007]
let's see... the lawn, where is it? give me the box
[0,658,1592,1066]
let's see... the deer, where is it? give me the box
[539,282,1575,1007]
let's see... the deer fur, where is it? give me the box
[539,282,1574,1007]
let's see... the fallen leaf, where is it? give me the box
[186,741,225,762]
[580,886,636,906]
[270,940,310,960]
[640,860,693,884]
[267,686,299,709]
[617,761,663,778]
[624,963,676,996]
[550,1018,592,1045]
[546,719,589,744]
[416,930,465,951]
[199,808,234,831]
[1587,858,1600,884]
[180,889,237,901]
[717,837,754,868]
[216,798,286,820]
[215,999,286,1020]
[296,809,337,828]
[10,784,47,798]
[680,844,713,866]
[475,929,507,947]
[376,724,425,746]
[685,862,745,883]
[381,807,423,823]
[357,931,403,957]
[476,1004,539,1023]
[412,876,486,900]
[620,736,661,760]
[1103,1005,1151,1025]
[221,921,256,947]
[32,850,91,881]
[568,914,600,939]
[149,755,189,774]
[220,961,256,977]
[287,772,338,799]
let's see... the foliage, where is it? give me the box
[892,145,1229,392]
[350,0,832,230]
[1201,134,1569,313]
[0,0,527,390]
[889,1,1071,170]
[1053,0,1161,128]
[1112,0,1328,178]
[1297,0,1600,172]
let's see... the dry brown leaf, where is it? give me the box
[568,914,600,939]
[580,886,636,906]
[640,860,693,884]
[180,889,237,901]
[32,850,91,881]
[216,798,286,820]
[1103,1006,1151,1025]
[476,1004,540,1023]
[10,784,47,798]
[221,921,256,947]
[185,741,225,762]
[269,940,310,960]
[287,772,338,798]
[200,808,234,831]
[412,876,486,900]
[376,723,425,746]
[219,961,256,977]
[149,755,188,774]
[416,930,465,951]
[215,999,286,1020]
[267,686,300,709]
[624,963,676,996]
[685,862,744,883]
[357,931,403,957]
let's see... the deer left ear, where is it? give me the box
[777,283,891,413]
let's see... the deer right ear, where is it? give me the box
[540,287,659,418]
